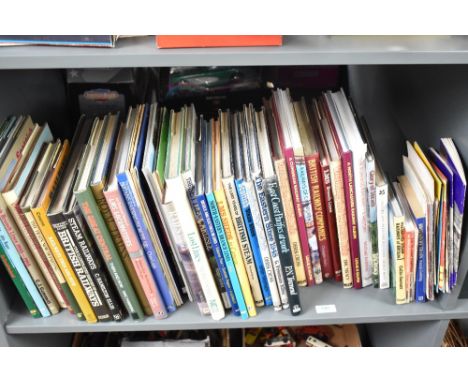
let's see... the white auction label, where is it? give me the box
[315,304,337,314]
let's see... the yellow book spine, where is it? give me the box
[214,187,256,317]
[32,206,97,323]
[393,215,406,305]
[91,181,152,316]
[274,159,307,286]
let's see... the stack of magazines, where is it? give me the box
[0,88,465,323]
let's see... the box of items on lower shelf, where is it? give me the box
[0,65,465,325]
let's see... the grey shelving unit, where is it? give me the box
[1,36,468,347]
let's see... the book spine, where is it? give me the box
[283,147,314,285]
[214,187,257,316]
[91,183,151,316]
[365,157,379,288]
[329,161,353,288]
[69,207,124,321]
[341,151,362,288]
[321,162,342,281]
[254,176,288,309]
[222,177,264,306]
[235,178,272,305]
[392,215,406,304]
[403,229,414,303]
[306,154,333,279]
[274,159,307,286]
[15,204,68,309]
[51,212,112,321]
[33,207,94,322]
[264,176,301,316]
[165,177,225,320]
[243,180,282,310]
[438,200,447,292]
[0,237,42,317]
[117,173,175,313]
[24,210,72,311]
[205,192,248,319]
[376,184,390,289]
[415,217,427,302]
[104,188,167,318]
[0,199,58,315]
[182,172,230,309]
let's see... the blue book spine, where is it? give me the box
[196,194,239,315]
[235,179,272,305]
[415,217,427,302]
[117,172,176,313]
[206,192,248,320]
[0,220,50,317]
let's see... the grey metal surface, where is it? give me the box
[4,36,468,69]
[6,284,468,334]
[367,319,449,346]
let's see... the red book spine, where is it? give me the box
[283,147,314,286]
[320,162,342,281]
[306,153,334,279]
[341,150,362,288]
[156,35,283,48]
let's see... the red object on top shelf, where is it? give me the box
[156,35,282,48]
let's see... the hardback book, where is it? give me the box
[316,98,353,288]
[200,117,247,318]
[309,99,342,282]
[219,110,264,307]
[263,99,307,288]
[74,114,144,320]
[294,98,334,279]
[179,105,231,310]
[156,35,282,48]
[271,89,321,285]
[89,112,152,317]
[2,123,61,315]
[233,108,278,307]
[327,90,371,287]
[49,118,114,322]
[0,35,117,47]
[439,138,466,288]
[358,117,389,289]
[0,116,48,317]
[19,140,72,311]
[241,105,282,310]
[0,117,59,316]
[143,106,209,315]
[163,109,225,320]
[211,118,257,317]
[105,109,168,319]
[388,185,407,304]
[256,107,301,316]
[405,142,436,301]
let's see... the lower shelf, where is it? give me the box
[6,282,468,334]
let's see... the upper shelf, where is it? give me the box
[2,36,468,69]
[6,282,468,334]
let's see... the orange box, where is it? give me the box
[156,35,282,48]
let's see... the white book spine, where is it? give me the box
[244,180,282,310]
[165,176,225,320]
[376,183,390,289]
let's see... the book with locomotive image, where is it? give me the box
[74,113,148,321]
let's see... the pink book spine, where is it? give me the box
[283,147,314,286]
[341,150,362,289]
[104,188,167,318]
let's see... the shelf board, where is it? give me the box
[2,36,468,69]
[6,282,468,334]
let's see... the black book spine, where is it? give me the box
[49,211,112,322]
[264,176,302,316]
[70,206,124,321]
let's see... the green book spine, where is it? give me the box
[0,244,41,318]
[76,188,145,319]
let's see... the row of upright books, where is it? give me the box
[0,88,465,323]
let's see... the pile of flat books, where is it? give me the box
[0,88,465,323]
